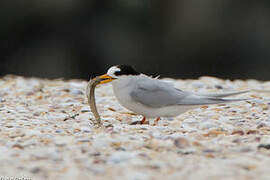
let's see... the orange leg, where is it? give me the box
[140,116,146,124]
[153,117,161,125]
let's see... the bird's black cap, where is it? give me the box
[115,65,140,76]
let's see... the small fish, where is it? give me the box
[86,77,104,127]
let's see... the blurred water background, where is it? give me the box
[1,0,270,80]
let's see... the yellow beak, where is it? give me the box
[98,74,115,84]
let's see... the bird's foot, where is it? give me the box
[140,116,146,124]
[130,116,148,125]
[153,117,161,126]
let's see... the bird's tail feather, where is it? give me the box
[178,95,250,106]
[197,90,250,98]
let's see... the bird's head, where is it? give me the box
[97,65,140,84]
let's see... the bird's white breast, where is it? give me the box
[111,76,137,111]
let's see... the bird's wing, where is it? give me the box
[130,78,249,107]
[130,79,187,108]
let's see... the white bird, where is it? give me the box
[97,65,249,124]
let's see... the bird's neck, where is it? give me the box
[112,76,132,88]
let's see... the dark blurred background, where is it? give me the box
[1,0,270,80]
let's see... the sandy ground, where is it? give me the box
[0,75,270,180]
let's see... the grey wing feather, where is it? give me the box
[178,94,249,105]
[130,79,187,108]
[130,78,249,107]
[196,90,250,98]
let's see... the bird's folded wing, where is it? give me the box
[130,79,186,108]
[130,79,249,107]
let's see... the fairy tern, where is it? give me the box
[97,65,249,124]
